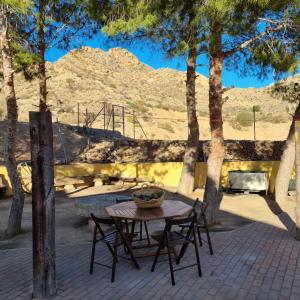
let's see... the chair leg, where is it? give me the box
[193,227,202,277]
[197,226,203,246]
[203,216,213,255]
[165,233,175,285]
[111,245,118,282]
[151,233,165,272]
[125,219,129,233]
[144,222,151,245]
[89,228,97,274]
[131,220,136,235]
[172,247,179,264]
[107,243,118,262]
[139,221,143,240]
[117,226,140,270]
[176,242,189,264]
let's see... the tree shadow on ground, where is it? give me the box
[60,186,254,232]
[261,195,296,236]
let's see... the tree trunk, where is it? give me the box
[30,111,56,298]
[204,22,225,225]
[295,120,300,240]
[38,0,47,112]
[275,103,300,202]
[0,7,25,238]
[177,44,200,195]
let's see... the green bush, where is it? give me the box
[236,111,253,127]
[126,99,148,114]
[158,122,175,133]
[198,110,208,117]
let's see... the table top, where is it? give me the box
[105,200,192,221]
[74,194,133,217]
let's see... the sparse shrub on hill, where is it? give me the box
[159,122,175,133]
[269,115,284,124]
[126,99,148,114]
[156,102,171,111]
[176,106,186,112]
[66,78,76,92]
[198,110,208,117]
[236,111,253,127]
[127,116,134,123]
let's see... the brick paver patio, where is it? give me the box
[0,213,300,300]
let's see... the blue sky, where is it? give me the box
[45,33,294,89]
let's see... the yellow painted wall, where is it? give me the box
[0,161,292,197]
[0,165,10,195]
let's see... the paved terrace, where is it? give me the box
[0,213,300,300]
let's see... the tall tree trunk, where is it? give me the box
[0,7,25,238]
[295,119,300,240]
[275,103,300,202]
[177,44,200,195]
[204,22,224,225]
[38,0,47,112]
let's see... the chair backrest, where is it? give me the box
[166,210,197,234]
[90,213,115,237]
[190,199,209,222]
[200,201,209,215]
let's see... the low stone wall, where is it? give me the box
[77,140,285,163]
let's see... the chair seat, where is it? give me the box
[179,222,205,228]
[100,231,135,246]
[151,230,191,247]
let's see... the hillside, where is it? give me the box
[0,46,299,141]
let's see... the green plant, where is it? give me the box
[236,111,253,127]
[66,78,76,90]
[158,122,175,133]
[269,115,284,124]
[155,102,170,111]
[198,110,208,117]
[126,99,148,114]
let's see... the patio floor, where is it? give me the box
[1,213,299,300]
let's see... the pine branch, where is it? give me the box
[222,23,285,58]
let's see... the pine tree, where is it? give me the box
[272,80,300,202]
[203,0,299,224]
[87,1,299,224]
[0,0,32,238]
[26,0,96,111]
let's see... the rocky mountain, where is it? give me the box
[0,46,299,141]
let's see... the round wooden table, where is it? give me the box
[105,200,192,221]
[106,200,192,258]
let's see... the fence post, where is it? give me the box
[30,111,56,298]
[103,102,106,130]
[112,105,115,132]
[122,106,125,136]
[253,106,256,142]
[133,110,136,139]
[77,103,80,130]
